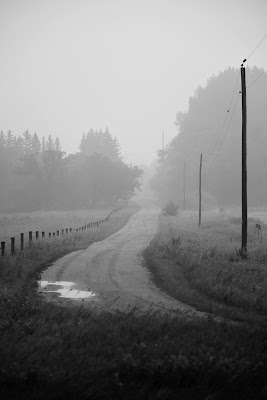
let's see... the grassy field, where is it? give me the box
[0,208,115,245]
[1,206,267,399]
[144,209,267,323]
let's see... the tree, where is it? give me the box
[22,130,33,154]
[0,131,6,148]
[41,136,46,153]
[151,66,267,208]
[78,128,122,161]
[32,133,41,154]
[54,137,62,152]
[46,134,54,151]
[6,130,16,149]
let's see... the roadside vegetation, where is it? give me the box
[0,205,266,399]
[144,209,267,324]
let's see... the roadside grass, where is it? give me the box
[1,206,267,399]
[0,204,138,288]
[143,210,267,323]
[1,292,267,399]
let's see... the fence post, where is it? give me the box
[70,228,72,233]
[53,232,55,238]
[76,229,78,232]
[42,232,45,238]
[36,231,39,240]
[1,242,5,257]
[57,230,59,236]
[20,233,24,251]
[62,229,64,236]
[29,231,32,244]
[49,232,51,238]
[97,221,99,227]
[11,237,15,255]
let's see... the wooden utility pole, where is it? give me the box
[241,66,247,255]
[199,153,202,228]
[183,161,186,210]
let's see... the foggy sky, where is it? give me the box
[0,0,266,164]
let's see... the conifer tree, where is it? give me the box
[22,130,33,154]
[79,133,86,152]
[32,133,41,154]
[0,131,6,149]
[41,136,46,153]
[16,135,24,154]
[6,130,15,149]
[54,137,62,153]
[46,134,54,151]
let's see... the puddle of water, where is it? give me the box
[39,280,96,299]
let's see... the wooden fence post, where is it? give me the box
[70,228,72,233]
[20,233,24,251]
[42,232,45,238]
[62,229,64,236]
[11,237,15,255]
[66,229,68,234]
[1,242,5,257]
[53,232,55,238]
[36,231,39,240]
[29,231,32,244]
[49,232,51,238]
[57,230,59,236]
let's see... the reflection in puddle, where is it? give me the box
[39,280,96,299]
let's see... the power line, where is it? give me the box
[246,33,267,62]
[246,70,265,88]
[211,74,240,153]
[204,93,241,168]
[204,73,240,166]
[217,93,241,153]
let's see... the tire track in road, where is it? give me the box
[39,208,225,320]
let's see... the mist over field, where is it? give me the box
[1,1,267,399]
[0,0,266,214]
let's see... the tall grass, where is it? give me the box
[1,206,267,399]
[144,210,267,322]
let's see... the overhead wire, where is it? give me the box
[216,92,241,153]
[246,70,265,88]
[245,33,267,62]
[203,72,241,167]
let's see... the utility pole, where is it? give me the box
[241,66,247,255]
[183,161,186,210]
[199,153,202,228]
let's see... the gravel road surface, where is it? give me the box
[39,208,210,318]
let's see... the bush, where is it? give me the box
[162,202,179,216]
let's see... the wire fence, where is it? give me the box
[0,207,121,257]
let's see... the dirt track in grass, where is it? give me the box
[39,208,210,318]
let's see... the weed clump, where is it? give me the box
[162,202,179,216]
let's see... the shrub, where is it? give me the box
[162,202,179,216]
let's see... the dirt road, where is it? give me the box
[39,208,208,318]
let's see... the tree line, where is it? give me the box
[151,66,267,209]
[0,128,142,212]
